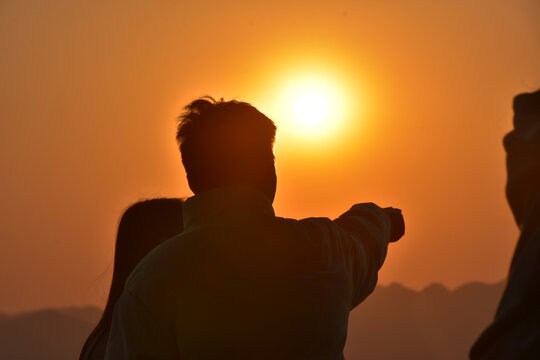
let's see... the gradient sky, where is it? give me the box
[1,0,539,313]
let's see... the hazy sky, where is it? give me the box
[1,0,539,313]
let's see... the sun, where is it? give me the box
[279,74,349,138]
[256,67,358,140]
[294,91,329,126]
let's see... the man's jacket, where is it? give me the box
[105,186,395,359]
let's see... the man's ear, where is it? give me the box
[265,160,277,203]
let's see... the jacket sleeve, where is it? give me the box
[105,290,179,360]
[333,203,393,309]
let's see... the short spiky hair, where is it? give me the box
[176,97,277,194]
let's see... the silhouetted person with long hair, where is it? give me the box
[80,198,184,360]
[105,97,405,359]
[471,89,540,359]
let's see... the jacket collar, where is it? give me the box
[182,186,275,229]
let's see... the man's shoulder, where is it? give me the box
[275,213,334,223]
[272,215,344,239]
[272,214,331,227]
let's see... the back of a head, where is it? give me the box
[80,198,184,360]
[176,97,277,201]
[115,198,185,274]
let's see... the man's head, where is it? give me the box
[176,97,277,202]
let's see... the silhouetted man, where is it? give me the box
[105,97,405,359]
[471,89,540,359]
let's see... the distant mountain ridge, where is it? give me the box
[0,307,101,360]
[345,281,505,360]
[0,281,505,360]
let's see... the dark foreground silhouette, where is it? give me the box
[470,89,540,359]
[80,198,184,360]
[105,98,405,359]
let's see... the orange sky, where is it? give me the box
[1,0,539,313]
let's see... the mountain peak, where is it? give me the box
[422,282,450,296]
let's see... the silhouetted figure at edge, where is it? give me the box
[471,89,540,359]
[80,198,184,360]
[105,97,405,360]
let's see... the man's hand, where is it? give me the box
[383,207,405,242]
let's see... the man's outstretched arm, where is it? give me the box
[333,202,405,308]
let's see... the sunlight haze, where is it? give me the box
[1,0,539,313]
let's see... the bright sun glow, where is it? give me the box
[294,91,329,126]
[255,64,362,141]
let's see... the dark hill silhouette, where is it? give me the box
[55,306,102,325]
[0,282,504,360]
[345,281,505,360]
[0,307,101,360]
